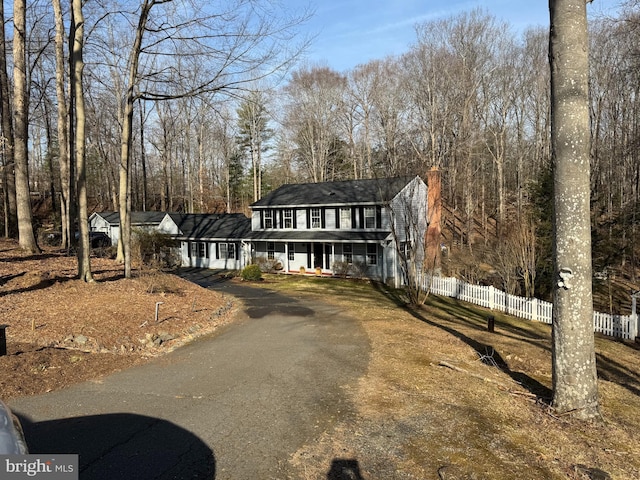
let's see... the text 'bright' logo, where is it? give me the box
[1,454,78,479]
[5,458,52,476]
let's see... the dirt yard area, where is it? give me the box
[0,239,234,400]
[3,238,640,479]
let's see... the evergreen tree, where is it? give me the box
[236,91,273,201]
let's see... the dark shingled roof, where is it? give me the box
[168,213,251,240]
[251,176,417,208]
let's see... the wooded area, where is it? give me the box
[0,1,638,297]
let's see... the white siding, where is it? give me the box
[157,215,181,235]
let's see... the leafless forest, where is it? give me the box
[1,1,638,302]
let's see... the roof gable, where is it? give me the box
[250,176,418,208]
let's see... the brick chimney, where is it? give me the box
[425,167,442,271]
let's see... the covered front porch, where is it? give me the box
[250,231,399,283]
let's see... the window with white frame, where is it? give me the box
[191,241,208,258]
[219,243,236,260]
[311,208,321,228]
[364,207,376,229]
[267,242,275,260]
[283,209,293,228]
[366,243,377,265]
[288,243,295,261]
[343,243,353,264]
[340,208,351,229]
[264,210,274,229]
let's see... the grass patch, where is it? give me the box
[261,274,640,479]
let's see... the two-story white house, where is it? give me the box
[248,175,428,286]
[89,176,430,286]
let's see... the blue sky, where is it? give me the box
[285,0,623,72]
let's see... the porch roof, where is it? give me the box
[246,230,391,243]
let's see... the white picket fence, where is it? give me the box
[423,276,637,340]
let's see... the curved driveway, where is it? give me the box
[10,270,370,479]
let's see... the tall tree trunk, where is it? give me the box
[0,0,17,238]
[12,0,40,253]
[198,123,205,212]
[118,0,153,278]
[71,0,93,282]
[42,99,57,214]
[549,0,599,419]
[139,101,147,211]
[52,0,71,249]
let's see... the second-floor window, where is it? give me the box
[364,207,376,229]
[283,209,293,228]
[340,208,351,229]
[264,210,274,229]
[311,208,321,228]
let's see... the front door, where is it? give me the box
[313,243,324,269]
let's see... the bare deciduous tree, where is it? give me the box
[52,0,73,249]
[114,0,309,278]
[71,0,93,281]
[283,66,346,182]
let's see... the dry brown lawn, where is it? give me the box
[260,275,640,480]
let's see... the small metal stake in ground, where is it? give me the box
[487,315,495,333]
[155,302,164,324]
[0,324,8,356]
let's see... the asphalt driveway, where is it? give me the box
[9,270,370,479]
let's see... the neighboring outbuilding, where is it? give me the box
[88,211,168,246]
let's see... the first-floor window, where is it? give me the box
[288,243,295,261]
[343,243,353,264]
[267,242,275,260]
[219,243,236,260]
[400,241,412,259]
[366,243,377,265]
[191,242,208,258]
